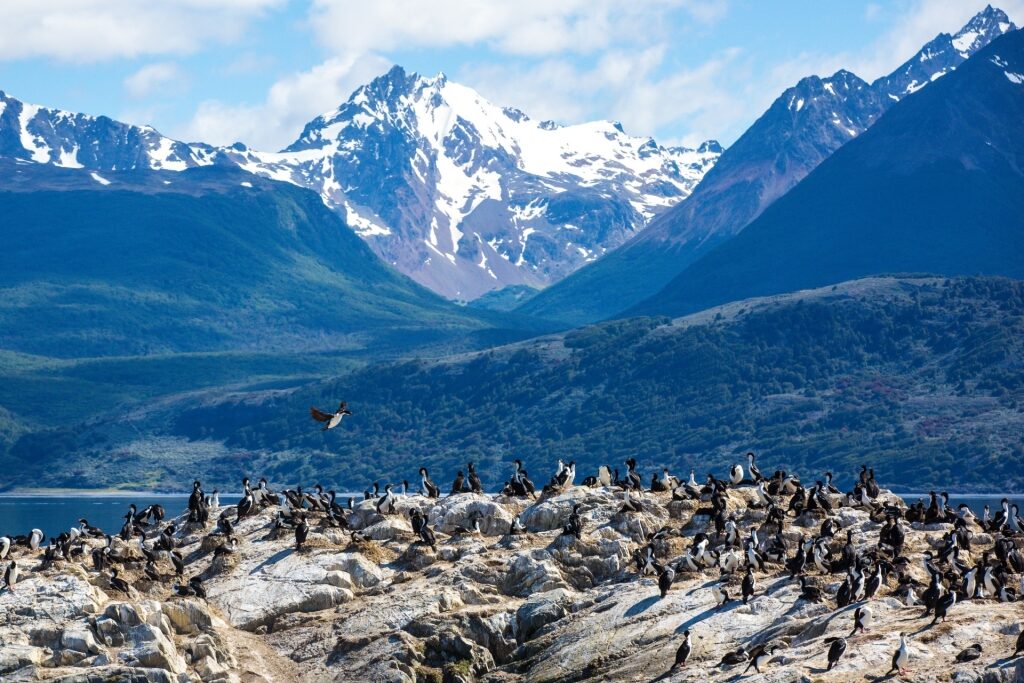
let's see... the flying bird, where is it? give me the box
[310,401,353,431]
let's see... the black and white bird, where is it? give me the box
[295,514,310,551]
[826,637,847,671]
[309,401,352,431]
[213,537,238,557]
[742,566,756,604]
[746,452,763,482]
[509,516,526,536]
[671,630,691,670]
[108,568,132,595]
[743,643,778,674]
[618,488,642,513]
[851,605,872,636]
[3,560,18,592]
[656,562,676,599]
[236,484,255,522]
[887,632,910,677]
[730,462,744,486]
[170,550,185,577]
[562,504,583,540]
[932,590,956,625]
[712,583,731,609]
[419,468,440,498]
[376,484,397,515]
[718,646,749,667]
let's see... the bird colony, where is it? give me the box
[1,453,1023,682]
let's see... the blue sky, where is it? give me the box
[0,1,1018,150]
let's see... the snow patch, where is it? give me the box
[18,103,51,163]
[344,202,391,237]
[149,137,189,171]
[56,146,83,169]
[952,30,978,54]
[90,172,111,186]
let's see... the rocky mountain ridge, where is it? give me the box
[0,71,721,301]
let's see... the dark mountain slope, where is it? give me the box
[518,6,1016,325]
[630,29,1024,318]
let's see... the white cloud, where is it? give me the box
[308,0,727,56]
[175,0,1021,154]
[0,0,282,62]
[222,52,277,76]
[171,0,740,150]
[460,45,743,146]
[180,52,392,149]
[124,62,187,98]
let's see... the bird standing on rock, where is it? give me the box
[657,562,675,599]
[671,630,691,669]
[451,471,465,495]
[887,632,910,676]
[744,643,778,674]
[419,468,440,498]
[295,514,310,551]
[3,560,18,592]
[825,637,847,671]
[712,583,731,609]
[467,462,483,493]
[742,565,756,604]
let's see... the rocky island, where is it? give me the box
[1,467,1022,682]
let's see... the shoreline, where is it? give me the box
[1,489,1021,498]
[0,489,192,497]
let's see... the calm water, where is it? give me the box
[901,494,1024,519]
[0,492,1020,539]
[0,495,190,538]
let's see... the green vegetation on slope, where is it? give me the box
[9,276,1023,492]
[0,165,556,477]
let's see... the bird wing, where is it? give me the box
[310,406,333,422]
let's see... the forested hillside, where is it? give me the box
[8,276,1022,492]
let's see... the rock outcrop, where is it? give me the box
[1,483,1022,682]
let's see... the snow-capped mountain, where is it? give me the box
[0,91,215,172]
[875,4,1016,98]
[520,5,1018,324]
[0,72,720,301]
[222,67,721,299]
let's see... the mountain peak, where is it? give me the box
[698,140,723,154]
[953,5,1017,55]
[871,6,1016,98]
